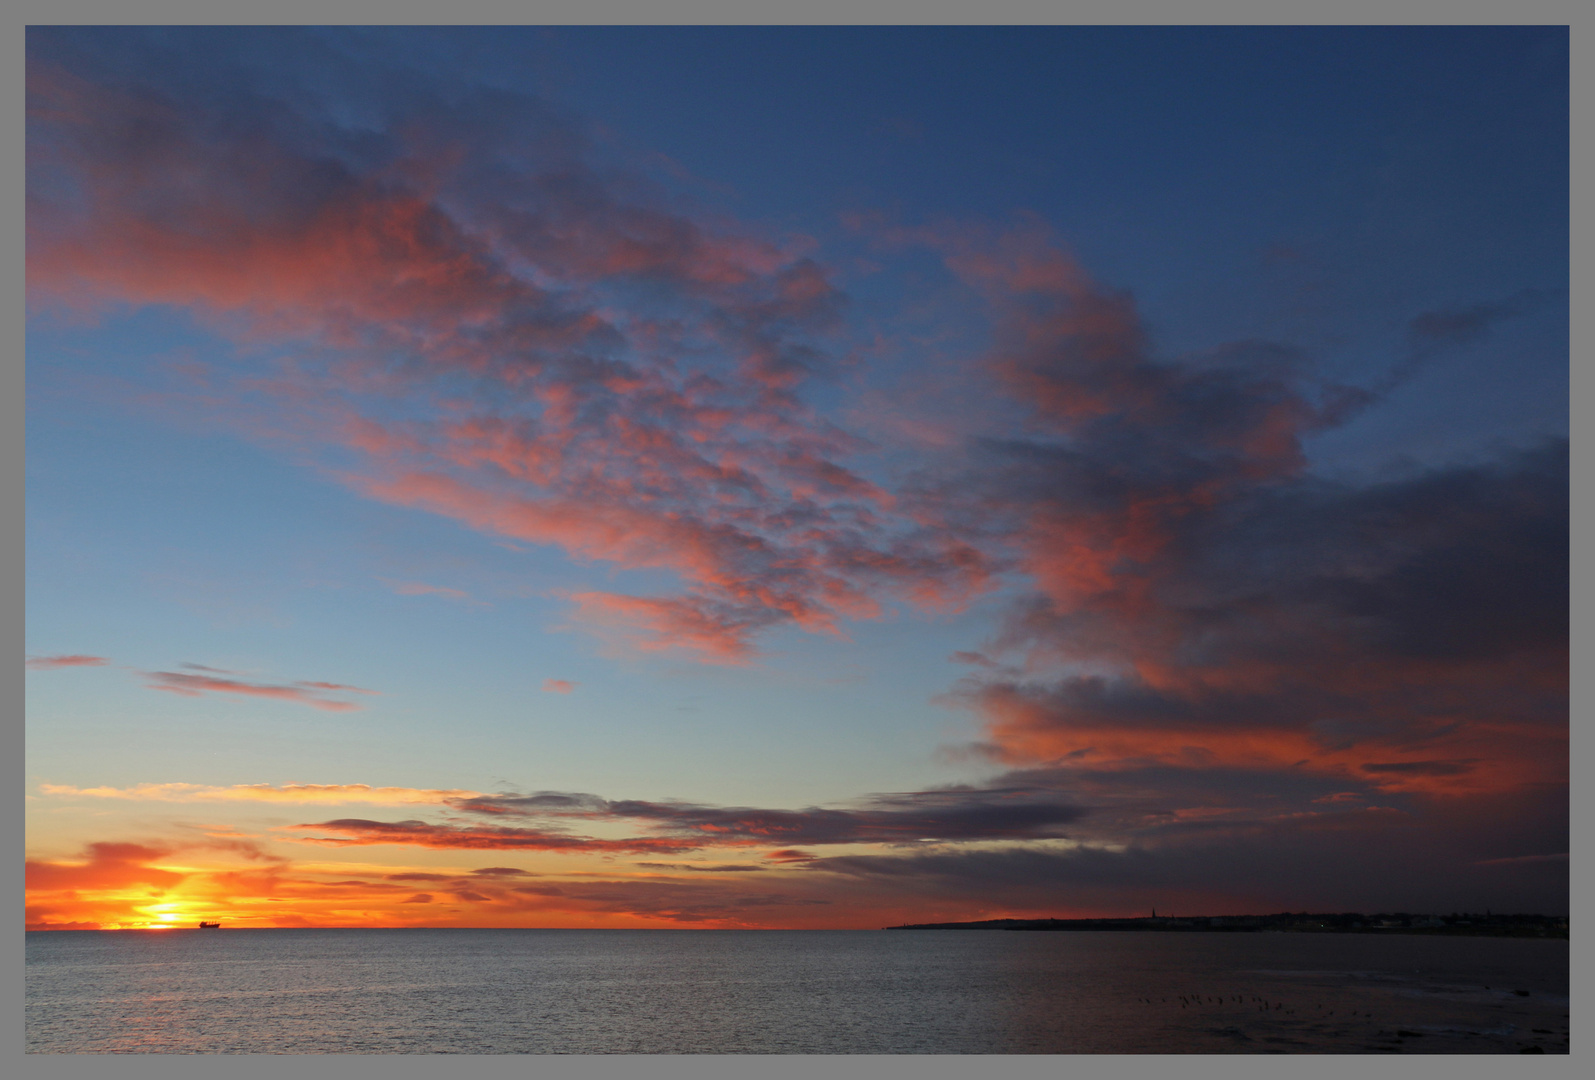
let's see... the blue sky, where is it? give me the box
[26,27,1567,929]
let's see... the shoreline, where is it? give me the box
[886,915,1568,939]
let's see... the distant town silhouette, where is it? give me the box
[889,912,1567,938]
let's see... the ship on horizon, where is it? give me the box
[197,921,220,929]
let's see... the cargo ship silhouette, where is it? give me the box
[197,921,221,929]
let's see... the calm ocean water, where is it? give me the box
[26,928,1569,1054]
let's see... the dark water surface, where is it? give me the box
[26,928,1569,1054]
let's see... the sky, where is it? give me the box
[25,26,1567,930]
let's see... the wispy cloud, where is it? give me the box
[295,681,379,694]
[386,581,475,601]
[143,670,377,711]
[1472,853,1567,867]
[38,782,477,806]
[541,679,576,694]
[26,654,109,670]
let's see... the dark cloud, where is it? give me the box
[865,222,1566,820]
[499,879,832,923]
[852,220,1567,917]
[633,863,766,873]
[1406,289,1554,350]
[448,792,611,816]
[1361,761,1477,777]
[1353,288,1559,398]
[952,439,1567,797]
[293,818,697,854]
[603,792,1086,846]
[451,783,1088,847]
[805,783,1569,916]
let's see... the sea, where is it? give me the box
[25,928,1569,1055]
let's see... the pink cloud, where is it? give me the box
[565,592,772,664]
[143,670,375,712]
[296,681,379,694]
[26,654,109,670]
[26,60,995,664]
[388,581,471,600]
[541,679,577,694]
[875,221,1567,803]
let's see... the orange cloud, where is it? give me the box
[26,842,185,892]
[26,842,191,930]
[37,782,481,806]
[541,679,576,694]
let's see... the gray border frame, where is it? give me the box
[12,5,1581,1080]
